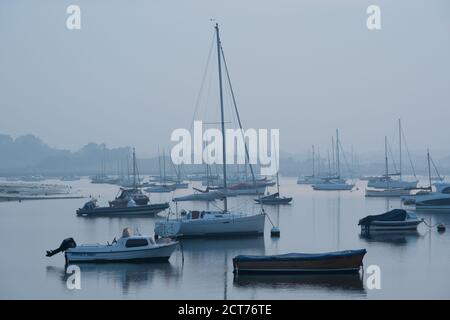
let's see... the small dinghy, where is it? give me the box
[233,249,366,274]
[358,209,422,233]
[254,192,292,205]
[46,228,178,264]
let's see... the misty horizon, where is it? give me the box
[1,0,449,157]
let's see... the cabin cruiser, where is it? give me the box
[109,187,149,207]
[414,183,450,211]
[358,209,422,232]
[46,228,178,263]
[154,210,265,238]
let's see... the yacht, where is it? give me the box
[154,24,265,238]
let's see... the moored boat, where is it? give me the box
[358,209,422,232]
[233,249,366,274]
[46,228,178,263]
[254,192,292,205]
[76,198,169,216]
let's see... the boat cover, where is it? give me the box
[358,209,407,226]
[234,249,366,262]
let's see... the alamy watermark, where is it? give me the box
[171,121,279,176]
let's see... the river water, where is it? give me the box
[1,177,449,299]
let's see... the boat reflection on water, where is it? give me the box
[233,273,365,293]
[180,236,265,255]
[46,261,181,294]
[359,230,421,245]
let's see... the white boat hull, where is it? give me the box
[65,242,177,263]
[155,213,265,238]
[367,179,418,189]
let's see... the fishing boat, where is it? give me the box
[46,228,178,263]
[154,24,265,239]
[358,209,422,232]
[232,249,366,274]
[312,130,354,191]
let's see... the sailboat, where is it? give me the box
[312,130,354,191]
[255,149,292,205]
[145,149,176,193]
[154,24,265,238]
[365,137,411,197]
[367,120,418,189]
[297,145,326,185]
[413,149,450,211]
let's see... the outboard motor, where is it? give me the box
[46,238,77,257]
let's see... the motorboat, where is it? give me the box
[155,210,265,238]
[232,249,366,274]
[415,183,450,211]
[358,209,422,232]
[46,228,178,263]
[76,198,169,217]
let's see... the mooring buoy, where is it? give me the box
[271,227,280,237]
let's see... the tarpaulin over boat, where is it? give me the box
[358,209,407,226]
[233,249,367,262]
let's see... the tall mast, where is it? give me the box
[312,145,315,177]
[216,23,228,212]
[158,147,162,182]
[399,118,402,179]
[336,129,340,178]
[385,136,389,188]
[331,137,335,176]
[163,148,166,183]
[427,148,432,190]
[132,148,136,188]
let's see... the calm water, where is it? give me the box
[1,177,449,299]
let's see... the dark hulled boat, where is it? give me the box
[76,200,169,217]
[233,249,366,274]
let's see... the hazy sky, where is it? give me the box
[1,0,449,157]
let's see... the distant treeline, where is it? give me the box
[0,134,448,177]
